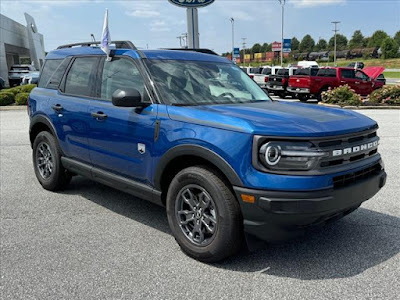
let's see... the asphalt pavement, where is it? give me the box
[1,106,399,299]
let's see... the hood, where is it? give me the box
[167,101,377,137]
[363,66,385,80]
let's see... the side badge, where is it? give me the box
[138,143,146,155]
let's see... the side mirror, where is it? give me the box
[367,77,372,82]
[112,88,148,108]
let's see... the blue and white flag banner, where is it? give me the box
[101,9,111,60]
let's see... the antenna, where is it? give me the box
[90,34,96,42]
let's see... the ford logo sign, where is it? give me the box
[168,0,215,8]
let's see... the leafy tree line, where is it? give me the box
[223,30,400,59]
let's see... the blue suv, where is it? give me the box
[29,41,386,262]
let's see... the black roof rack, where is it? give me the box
[57,40,137,50]
[166,48,219,56]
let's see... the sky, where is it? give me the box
[1,0,399,54]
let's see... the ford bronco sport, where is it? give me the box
[29,41,386,262]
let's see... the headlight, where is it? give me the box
[259,141,329,171]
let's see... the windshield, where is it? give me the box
[146,60,271,106]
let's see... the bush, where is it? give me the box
[322,84,363,106]
[15,93,30,105]
[19,84,36,93]
[369,85,400,105]
[0,92,15,106]
[6,86,22,95]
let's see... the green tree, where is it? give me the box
[315,39,328,51]
[299,35,315,52]
[394,31,400,46]
[291,37,300,51]
[381,38,399,59]
[261,43,269,52]
[329,34,348,50]
[251,43,262,53]
[349,30,364,48]
[363,37,370,47]
[368,30,389,48]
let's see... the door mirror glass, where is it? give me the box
[112,88,146,107]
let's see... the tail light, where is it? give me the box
[250,75,254,79]
[264,76,269,82]
[282,78,287,84]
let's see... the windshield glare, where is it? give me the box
[147,60,271,105]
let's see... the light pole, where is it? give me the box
[278,0,286,66]
[230,18,235,62]
[332,21,340,66]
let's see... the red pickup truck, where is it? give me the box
[287,67,385,101]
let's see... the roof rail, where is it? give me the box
[57,40,137,50]
[166,48,219,56]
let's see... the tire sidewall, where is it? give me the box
[32,131,62,190]
[166,167,239,261]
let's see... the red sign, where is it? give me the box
[272,42,282,52]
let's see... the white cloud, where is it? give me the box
[150,20,171,32]
[292,0,346,7]
[127,10,160,18]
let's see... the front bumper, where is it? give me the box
[266,84,284,91]
[287,87,310,94]
[234,167,386,242]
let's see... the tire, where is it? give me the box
[276,92,286,99]
[166,166,243,263]
[32,131,71,191]
[298,94,309,102]
[317,87,329,102]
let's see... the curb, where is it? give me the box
[318,103,400,110]
[0,105,27,111]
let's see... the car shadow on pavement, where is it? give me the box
[65,176,399,280]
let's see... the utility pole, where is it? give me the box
[278,0,286,66]
[230,18,235,61]
[242,37,247,64]
[332,21,340,66]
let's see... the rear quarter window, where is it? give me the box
[38,60,63,88]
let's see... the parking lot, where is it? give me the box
[1,107,399,299]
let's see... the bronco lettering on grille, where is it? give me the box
[332,141,378,157]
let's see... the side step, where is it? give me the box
[61,157,163,207]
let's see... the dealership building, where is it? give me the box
[0,13,45,87]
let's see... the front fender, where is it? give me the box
[154,144,243,190]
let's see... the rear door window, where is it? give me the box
[277,69,289,76]
[341,69,356,79]
[326,69,337,77]
[64,57,99,97]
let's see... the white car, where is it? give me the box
[297,61,319,68]
[253,66,282,89]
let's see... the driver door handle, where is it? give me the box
[52,104,63,112]
[91,111,108,120]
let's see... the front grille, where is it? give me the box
[333,163,382,188]
[315,128,379,169]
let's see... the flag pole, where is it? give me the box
[101,9,112,61]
